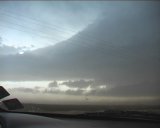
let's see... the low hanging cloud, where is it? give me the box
[0,36,29,55]
[88,83,160,97]
[8,87,38,93]
[60,80,93,88]
[0,44,19,55]
[60,79,109,89]
[48,81,58,88]
[7,79,160,98]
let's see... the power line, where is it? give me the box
[0,22,137,62]
[0,8,77,35]
[0,21,63,45]
[0,8,119,51]
[0,8,142,61]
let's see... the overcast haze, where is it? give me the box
[0,1,160,105]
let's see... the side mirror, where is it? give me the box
[2,98,24,110]
[0,86,23,111]
[0,86,10,99]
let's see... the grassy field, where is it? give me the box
[18,104,160,115]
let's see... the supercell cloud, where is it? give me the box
[0,1,160,102]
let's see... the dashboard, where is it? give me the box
[0,112,160,128]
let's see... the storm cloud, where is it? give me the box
[0,2,160,99]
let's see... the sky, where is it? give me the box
[0,1,105,53]
[0,1,160,105]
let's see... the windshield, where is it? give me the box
[0,1,160,115]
